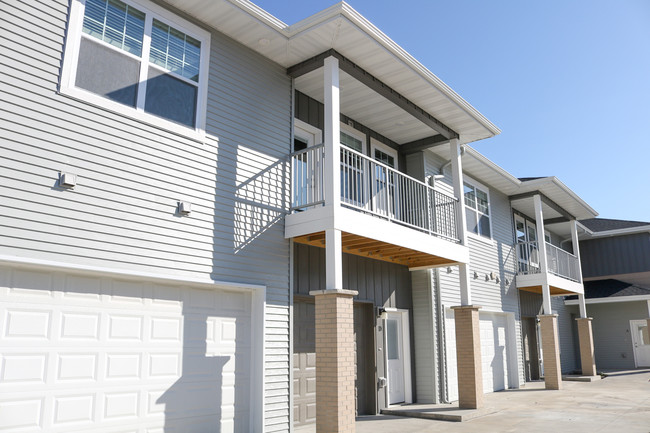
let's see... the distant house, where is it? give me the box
[565,219,650,370]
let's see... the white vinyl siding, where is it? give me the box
[0,1,291,430]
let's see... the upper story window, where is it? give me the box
[464,180,491,238]
[61,0,210,135]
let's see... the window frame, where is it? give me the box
[60,0,211,139]
[463,176,493,241]
[370,137,398,170]
[339,123,367,154]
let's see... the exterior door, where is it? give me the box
[293,119,322,209]
[630,320,650,367]
[385,311,410,405]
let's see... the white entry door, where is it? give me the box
[385,311,411,405]
[631,320,650,367]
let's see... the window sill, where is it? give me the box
[58,85,206,144]
[467,232,495,246]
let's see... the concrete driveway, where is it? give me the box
[354,370,650,433]
[299,370,650,433]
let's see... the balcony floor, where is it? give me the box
[293,231,459,268]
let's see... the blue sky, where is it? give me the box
[254,0,650,222]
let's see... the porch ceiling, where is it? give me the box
[518,285,575,296]
[293,231,458,269]
[161,0,500,144]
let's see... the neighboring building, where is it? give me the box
[0,1,600,432]
[565,219,650,370]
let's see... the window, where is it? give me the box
[464,180,491,238]
[61,0,210,134]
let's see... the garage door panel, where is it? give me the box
[0,269,253,433]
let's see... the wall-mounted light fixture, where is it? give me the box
[178,201,192,215]
[376,307,387,319]
[447,267,453,274]
[473,271,479,279]
[60,172,77,189]
[495,276,501,284]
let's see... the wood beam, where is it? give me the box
[544,217,569,225]
[400,134,449,154]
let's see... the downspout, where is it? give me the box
[434,268,450,403]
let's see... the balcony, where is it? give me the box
[285,144,469,269]
[515,240,583,296]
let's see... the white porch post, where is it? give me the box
[326,228,343,291]
[533,194,551,314]
[323,56,341,211]
[449,138,482,408]
[449,138,471,306]
[570,219,587,318]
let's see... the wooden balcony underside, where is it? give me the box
[293,231,458,269]
[517,285,574,296]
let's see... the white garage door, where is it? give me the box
[0,268,253,433]
[445,310,511,402]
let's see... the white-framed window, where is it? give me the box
[464,178,492,239]
[60,0,210,137]
[340,123,366,154]
[339,123,366,207]
[370,138,398,170]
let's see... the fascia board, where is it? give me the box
[518,177,598,219]
[463,146,522,191]
[587,225,650,238]
[564,294,650,305]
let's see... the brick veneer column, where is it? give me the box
[539,314,562,390]
[310,289,358,433]
[576,317,597,376]
[451,305,483,409]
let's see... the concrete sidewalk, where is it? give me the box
[298,369,650,433]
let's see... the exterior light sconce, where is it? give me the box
[505,278,510,285]
[473,271,479,279]
[377,307,387,319]
[485,274,490,281]
[59,172,77,189]
[490,272,496,280]
[495,276,501,284]
[178,201,192,215]
[447,267,453,274]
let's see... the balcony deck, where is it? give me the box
[285,145,469,269]
[515,240,584,295]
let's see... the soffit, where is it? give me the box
[161,0,500,144]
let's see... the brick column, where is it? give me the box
[576,318,597,376]
[310,289,358,433]
[451,305,483,409]
[539,314,562,390]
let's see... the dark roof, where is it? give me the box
[566,279,650,300]
[518,177,548,182]
[579,218,650,232]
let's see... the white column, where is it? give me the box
[323,56,341,211]
[571,220,588,318]
[449,138,472,305]
[534,194,551,314]
[325,228,343,291]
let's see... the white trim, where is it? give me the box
[0,254,264,292]
[578,223,650,238]
[340,122,367,154]
[370,137,398,170]
[565,294,650,305]
[384,309,413,405]
[60,0,211,140]
[463,174,494,241]
[293,118,322,147]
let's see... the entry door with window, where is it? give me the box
[340,129,366,208]
[370,139,398,218]
[293,120,322,209]
[631,320,650,367]
[515,215,540,274]
[385,311,411,405]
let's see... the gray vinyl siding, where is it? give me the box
[579,233,650,278]
[292,244,412,309]
[411,269,436,403]
[570,301,648,369]
[422,150,525,387]
[0,1,291,430]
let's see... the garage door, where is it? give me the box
[445,310,511,402]
[0,268,253,433]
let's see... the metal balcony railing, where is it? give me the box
[290,145,460,243]
[515,240,580,282]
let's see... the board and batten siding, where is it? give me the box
[580,233,650,279]
[0,1,292,430]
[421,150,525,387]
